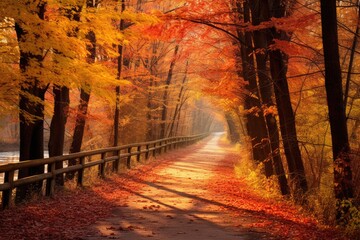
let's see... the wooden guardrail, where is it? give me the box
[0,133,208,209]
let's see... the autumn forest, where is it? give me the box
[0,0,360,238]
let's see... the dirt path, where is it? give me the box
[0,133,347,240]
[84,133,270,239]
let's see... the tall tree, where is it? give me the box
[250,0,289,195]
[63,0,98,181]
[15,0,48,202]
[344,3,359,109]
[160,44,179,138]
[114,0,126,147]
[320,0,353,217]
[235,1,271,173]
[167,60,188,137]
[267,0,308,196]
[48,0,83,186]
[145,42,160,141]
[69,0,98,156]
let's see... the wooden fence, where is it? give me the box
[0,133,208,209]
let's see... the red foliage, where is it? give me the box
[0,142,349,240]
[0,156,176,240]
[206,147,348,240]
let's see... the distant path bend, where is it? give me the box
[85,133,269,240]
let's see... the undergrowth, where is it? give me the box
[233,141,282,200]
[232,138,360,237]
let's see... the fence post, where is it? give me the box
[173,138,176,150]
[100,153,106,178]
[127,147,132,169]
[113,149,120,172]
[164,140,168,153]
[2,170,14,209]
[158,141,162,155]
[77,157,85,186]
[153,143,157,157]
[137,146,141,162]
[48,162,56,197]
[168,139,172,151]
[145,144,150,160]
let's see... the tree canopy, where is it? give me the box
[0,0,360,229]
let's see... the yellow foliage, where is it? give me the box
[234,140,282,199]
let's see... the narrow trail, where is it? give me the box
[85,133,269,239]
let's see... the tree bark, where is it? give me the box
[250,0,289,195]
[320,0,353,204]
[236,0,271,172]
[15,1,47,203]
[268,0,308,196]
[114,0,126,147]
[65,1,97,180]
[160,45,179,138]
[145,42,160,141]
[260,0,308,195]
[69,23,96,155]
[47,85,69,187]
[344,4,359,109]
[225,112,240,143]
[175,92,189,136]
[250,0,274,177]
[270,50,308,195]
[167,61,188,137]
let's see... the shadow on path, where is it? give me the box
[84,133,280,240]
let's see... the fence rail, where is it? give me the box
[0,133,208,209]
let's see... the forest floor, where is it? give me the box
[0,133,350,240]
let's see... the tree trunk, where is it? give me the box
[175,92,188,136]
[146,77,155,141]
[167,61,188,137]
[47,85,69,187]
[15,1,47,203]
[48,3,83,181]
[69,26,96,154]
[114,0,126,147]
[225,112,240,143]
[250,0,289,194]
[236,0,270,171]
[266,0,308,197]
[344,4,359,109]
[69,89,91,154]
[145,42,160,141]
[270,49,308,196]
[320,0,353,211]
[66,1,97,180]
[160,45,179,138]
[251,0,274,178]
